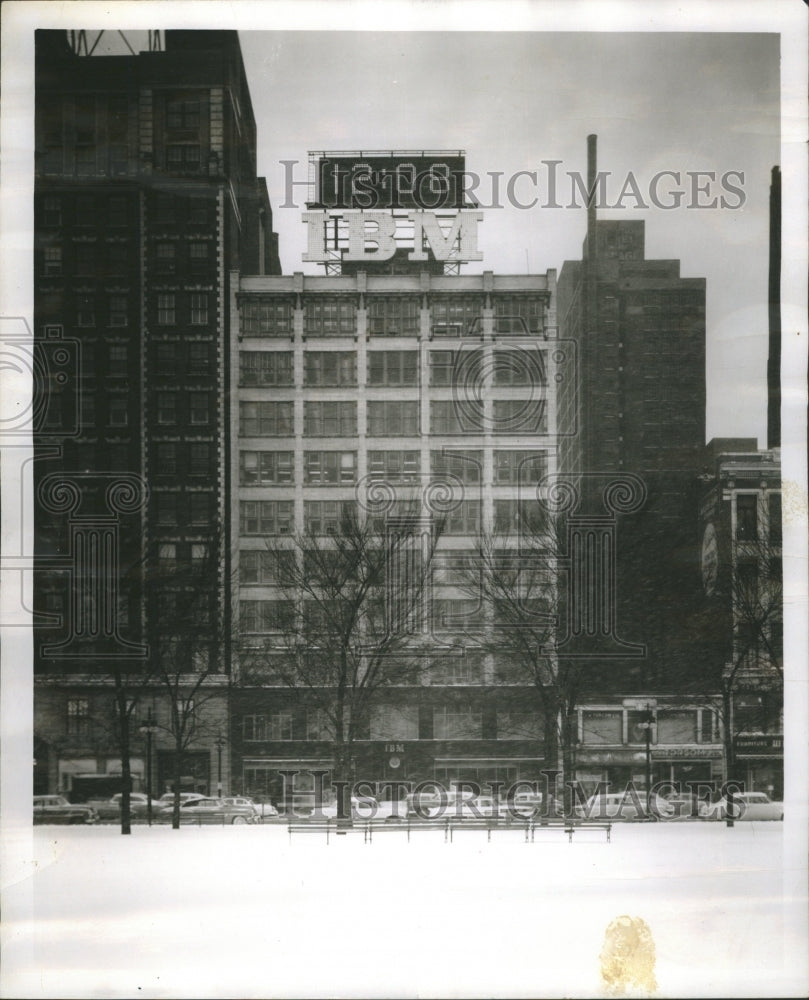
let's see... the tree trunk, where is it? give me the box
[119,714,132,836]
[171,743,183,830]
[723,688,737,785]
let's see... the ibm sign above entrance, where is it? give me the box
[303,151,482,269]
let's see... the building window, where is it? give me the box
[156,494,178,525]
[494,451,547,485]
[430,296,483,337]
[304,298,355,336]
[167,144,201,171]
[189,443,211,476]
[430,350,461,387]
[304,351,356,386]
[304,500,355,536]
[108,197,127,228]
[581,710,622,745]
[155,243,176,273]
[497,711,542,741]
[369,704,419,741]
[189,242,209,269]
[368,351,419,386]
[367,400,419,436]
[736,494,758,541]
[155,193,176,225]
[240,602,294,635]
[366,296,420,337]
[769,493,782,546]
[240,500,294,535]
[188,343,210,375]
[304,401,356,436]
[241,550,287,585]
[240,299,293,337]
[430,399,483,434]
[158,543,177,571]
[492,295,545,335]
[43,197,61,227]
[189,393,210,425]
[190,293,209,326]
[243,712,294,741]
[76,196,95,227]
[430,450,482,485]
[431,654,484,684]
[240,451,294,486]
[66,697,91,738]
[76,295,95,327]
[239,401,294,436]
[187,197,210,226]
[240,351,294,386]
[157,294,176,326]
[433,551,477,586]
[156,393,176,425]
[433,704,482,739]
[367,450,420,482]
[443,500,481,535]
[109,296,128,328]
[76,146,97,176]
[108,344,127,375]
[156,443,177,475]
[492,399,547,434]
[75,244,95,277]
[189,494,212,525]
[155,343,177,373]
[492,348,547,386]
[304,451,356,485]
[43,246,62,276]
[493,499,545,535]
[107,244,128,275]
[166,97,200,131]
[657,711,698,744]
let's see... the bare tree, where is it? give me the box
[457,508,580,814]
[147,532,225,829]
[240,504,442,820]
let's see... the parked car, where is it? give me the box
[94,792,162,820]
[157,792,206,809]
[706,791,783,821]
[220,796,272,819]
[664,793,710,820]
[159,796,259,824]
[33,795,98,825]
[574,792,675,821]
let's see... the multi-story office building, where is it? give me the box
[699,440,783,796]
[33,29,279,798]
[229,258,567,801]
[556,138,707,695]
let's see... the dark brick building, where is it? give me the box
[33,29,279,797]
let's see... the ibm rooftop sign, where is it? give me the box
[304,150,482,265]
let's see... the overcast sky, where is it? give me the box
[239,30,780,445]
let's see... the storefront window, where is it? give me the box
[581,710,622,745]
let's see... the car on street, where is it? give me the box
[33,795,98,825]
[706,791,783,821]
[574,791,675,821]
[94,792,162,820]
[158,796,260,824]
[157,792,206,809]
[220,796,274,820]
[663,793,711,820]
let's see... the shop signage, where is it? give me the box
[735,735,783,757]
[650,747,722,760]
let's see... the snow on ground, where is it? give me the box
[1,821,807,999]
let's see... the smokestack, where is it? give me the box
[767,165,781,449]
[586,134,598,261]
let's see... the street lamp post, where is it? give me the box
[640,703,656,814]
[215,733,225,798]
[139,710,157,826]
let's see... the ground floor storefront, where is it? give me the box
[735,734,784,799]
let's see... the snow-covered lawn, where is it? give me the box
[2,821,806,998]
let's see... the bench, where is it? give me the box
[288,819,336,843]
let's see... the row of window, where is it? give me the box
[240,706,530,742]
[239,449,548,486]
[153,492,215,526]
[153,241,213,274]
[238,498,546,536]
[240,296,547,338]
[153,442,213,477]
[238,400,548,437]
[39,194,131,229]
[156,293,211,326]
[238,349,547,387]
[155,392,211,425]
